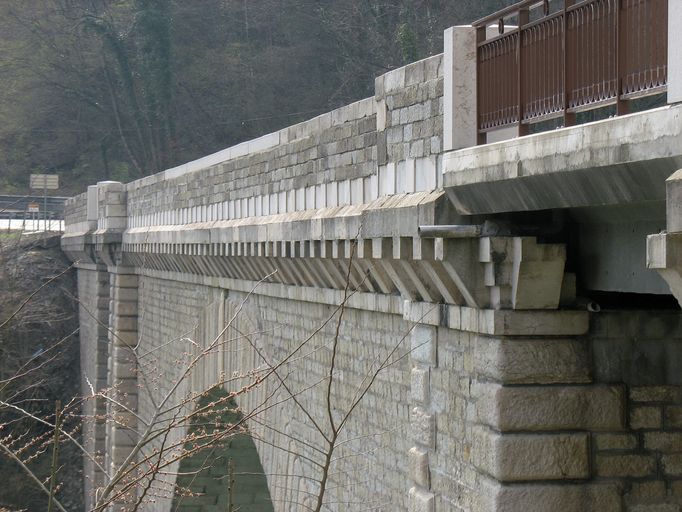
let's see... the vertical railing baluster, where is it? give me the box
[476,25,487,144]
[616,0,629,113]
[518,8,529,134]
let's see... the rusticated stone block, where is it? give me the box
[630,386,682,403]
[472,427,589,482]
[411,324,437,366]
[408,446,430,488]
[626,505,681,512]
[474,336,590,385]
[408,486,434,512]
[665,406,682,428]
[475,383,624,432]
[478,477,622,512]
[596,454,656,478]
[663,454,682,476]
[594,433,638,451]
[630,406,663,430]
[411,367,430,404]
[411,407,435,449]
[644,432,682,452]
[627,481,667,500]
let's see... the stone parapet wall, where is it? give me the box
[112,54,444,231]
[376,54,444,196]
[125,98,378,228]
[64,191,89,233]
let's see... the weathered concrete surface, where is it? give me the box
[443,105,682,214]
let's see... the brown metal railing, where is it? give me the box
[474,0,667,141]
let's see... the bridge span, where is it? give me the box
[62,1,682,510]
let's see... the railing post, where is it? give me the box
[443,25,479,150]
[668,0,682,103]
[476,26,487,145]
[517,8,530,136]
[564,0,576,126]
[616,0,630,115]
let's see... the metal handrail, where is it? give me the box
[473,0,668,143]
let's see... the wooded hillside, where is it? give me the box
[0,0,514,195]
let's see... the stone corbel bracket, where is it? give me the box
[647,169,682,307]
[121,191,567,310]
[647,232,682,306]
[61,181,129,268]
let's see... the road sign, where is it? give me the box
[29,174,59,190]
[27,202,39,213]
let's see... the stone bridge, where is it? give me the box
[62,2,682,510]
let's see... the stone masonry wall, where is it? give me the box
[376,54,444,195]
[65,192,87,226]
[130,272,413,511]
[125,99,377,226]
[122,54,444,230]
[134,275,214,511]
[77,267,110,511]
[591,310,682,511]
[74,242,682,512]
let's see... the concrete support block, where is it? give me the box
[669,1,682,104]
[647,232,682,307]
[475,382,625,431]
[443,26,477,152]
[473,427,590,482]
[511,238,566,310]
[666,170,682,232]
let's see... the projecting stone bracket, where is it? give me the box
[119,232,567,311]
[647,232,682,306]
[647,169,682,307]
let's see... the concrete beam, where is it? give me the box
[443,105,682,214]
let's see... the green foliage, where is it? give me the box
[397,23,418,64]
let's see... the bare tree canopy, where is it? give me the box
[0,0,515,195]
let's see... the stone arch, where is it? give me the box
[172,386,273,511]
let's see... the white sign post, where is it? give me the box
[29,174,59,232]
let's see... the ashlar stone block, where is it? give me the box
[472,427,589,482]
[411,367,430,404]
[475,383,625,432]
[408,446,430,488]
[408,486,434,512]
[411,407,436,449]
[411,324,438,366]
